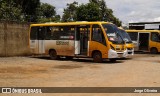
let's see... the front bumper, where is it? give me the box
[108,49,128,58]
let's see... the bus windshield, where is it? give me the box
[102,24,124,44]
[119,29,132,43]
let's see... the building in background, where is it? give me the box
[129,22,160,30]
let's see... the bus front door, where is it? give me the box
[37,27,45,54]
[75,26,89,56]
[139,33,149,51]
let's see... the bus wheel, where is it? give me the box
[93,51,103,63]
[150,48,158,54]
[49,50,59,60]
[109,59,116,62]
[66,56,73,60]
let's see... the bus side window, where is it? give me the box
[63,26,75,39]
[45,27,52,40]
[50,27,60,40]
[37,27,45,40]
[30,27,38,40]
[92,25,106,45]
[128,32,138,41]
[49,26,75,40]
[151,32,160,42]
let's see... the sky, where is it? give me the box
[40,0,160,24]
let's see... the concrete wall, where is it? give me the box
[0,21,30,56]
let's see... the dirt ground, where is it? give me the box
[0,53,160,96]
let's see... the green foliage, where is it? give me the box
[37,3,60,23]
[62,0,122,26]
[102,0,121,26]
[0,0,40,22]
[76,3,100,21]
[0,0,22,21]
[13,0,40,22]
[90,0,122,26]
[62,1,78,22]
[39,3,56,18]
[89,0,99,4]
[0,0,59,22]
[38,15,61,23]
[0,0,122,25]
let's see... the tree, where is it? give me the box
[39,3,56,18]
[54,15,61,22]
[63,0,122,26]
[37,3,60,23]
[13,0,40,22]
[76,3,100,21]
[62,1,78,22]
[89,0,99,4]
[92,0,122,26]
[0,0,22,21]
[0,0,59,22]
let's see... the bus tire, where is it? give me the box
[93,51,103,63]
[150,48,158,54]
[49,50,59,60]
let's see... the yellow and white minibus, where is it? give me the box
[126,30,160,54]
[29,22,128,62]
[118,28,134,56]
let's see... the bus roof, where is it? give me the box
[30,21,113,27]
[126,30,160,33]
